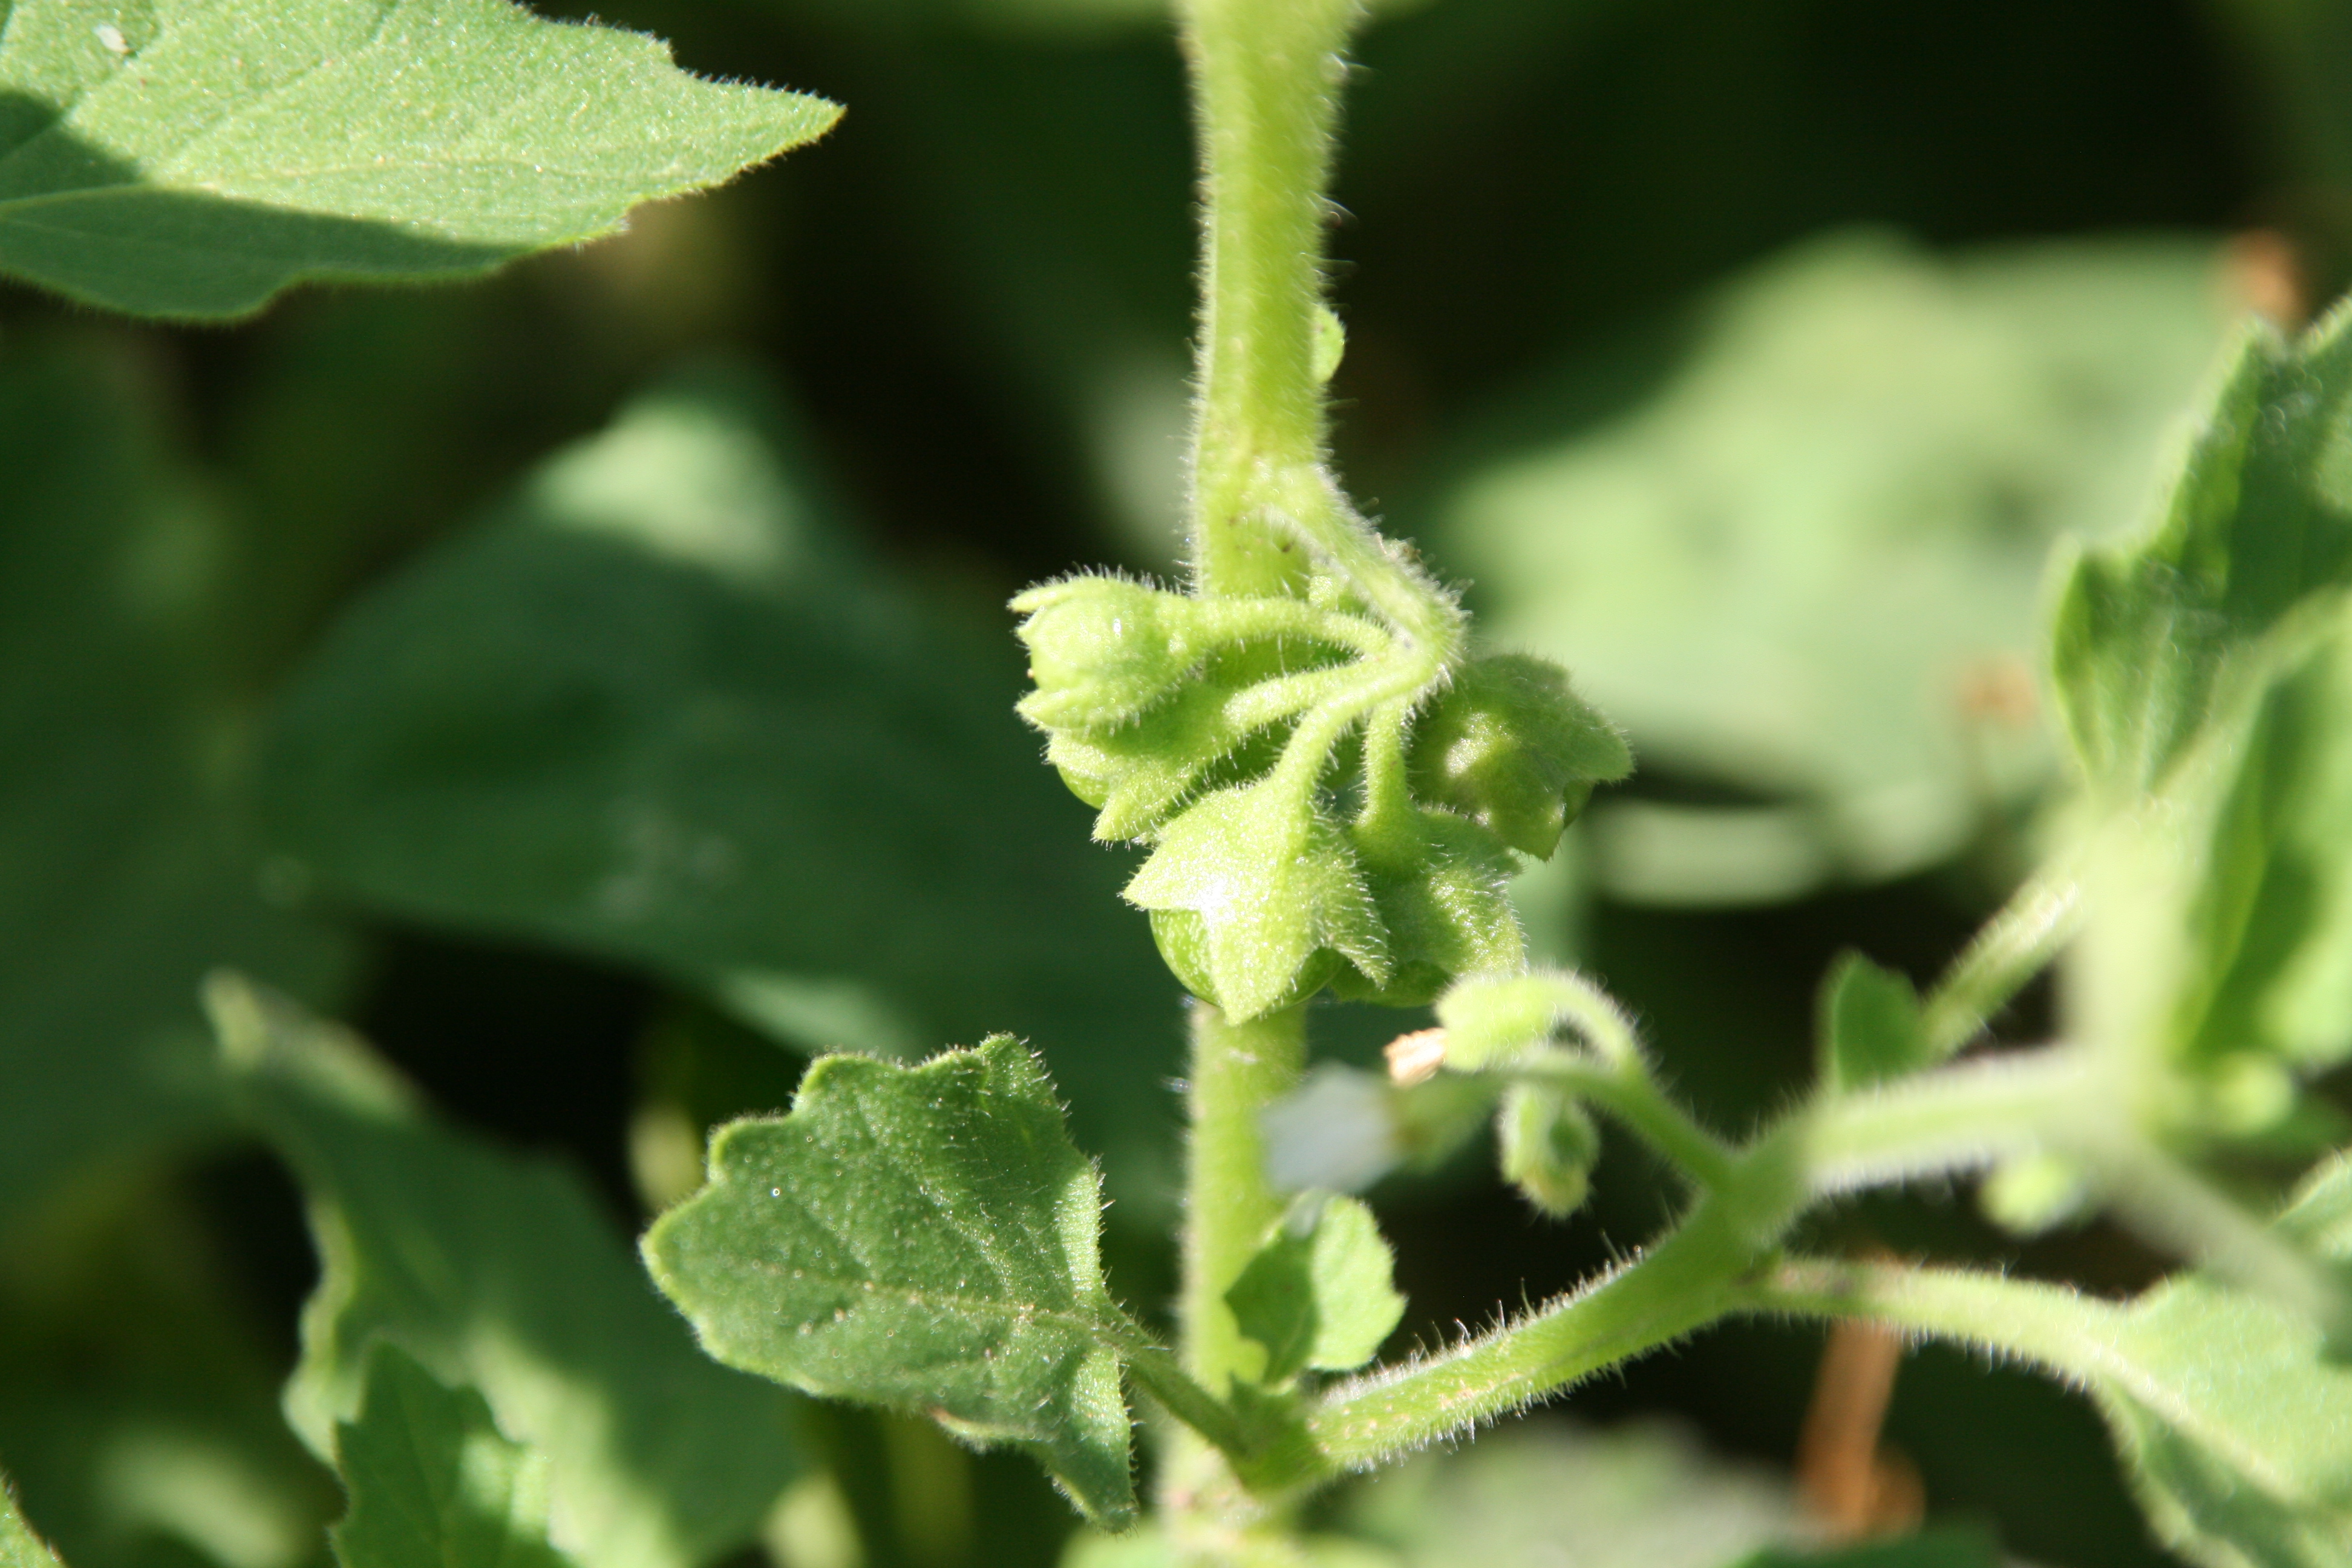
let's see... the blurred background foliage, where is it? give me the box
[4,0,2350,1564]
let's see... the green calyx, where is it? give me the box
[1013,573,1628,1018]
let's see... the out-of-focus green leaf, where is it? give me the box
[2080,1152,2352,1568]
[1343,1422,1806,1568]
[0,1174,334,1568]
[0,343,348,1236]
[1429,232,2232,902]
[1815,953,1929,1093]
[256,369,1181,1206]
[205,975,801,1568]
[330,1345,574,1568]
[642,1038,1137,1527]
[0,0,837,318]
[1725,1528,1999,1568]
[2,1473,64,1568]
[2052,298,2352,802]
[1226,1194,1406,1384]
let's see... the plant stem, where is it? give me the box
[1918,856,2084,1061]
[1165,1003,1308,1519]
[1181,0,1356,601]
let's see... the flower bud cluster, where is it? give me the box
[1011,572,1630,1019]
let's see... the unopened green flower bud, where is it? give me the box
[1012,577,1200,731]
[1410,654,1632,859]
[1979,1150,2090,1237]
[1497,1082,1600,1218]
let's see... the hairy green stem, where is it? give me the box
[1166,1003,1310,1523]
[1181,0,1357,600]
[1520,1056,1737,1189]
[1740,1256,2132,1382]
[1919,856,2085,1061]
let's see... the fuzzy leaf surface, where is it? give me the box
[0,0,838,317]
[330,1345,575,1568]
[0,1475,62,1568]
[643,1038,1137,1526]
[2053,298,2352,799]
[209,977,800,1568]
[1226,1195,1405,1384]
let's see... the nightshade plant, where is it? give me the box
[11,2,2352,1568]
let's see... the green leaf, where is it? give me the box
[1725,1528,1999,1568]
[1125,780,1388,1020]
[330,1345,574,1568]
[255,369,1182,1209]
[1815,953,1930,1093]
[642,1037,1138,1526]
[2170,603,2352,1081]
[2,1472,65,1568]
[2052,296,2352,798]
[1225,1195,1406,1384]
[1429,232,2232,901]
[1334,809,1525,1010]
[0,0,838,318]
[205,975,801,1568]
[0,343,349,1235]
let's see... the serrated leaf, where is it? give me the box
[0,344,349,1235]
[256,370,1181,1210]
[642,1037,1137,1526]
[206,976,800,1568]
[1,1472,64,1568]
[330,1346,575,1568]
[0,0,838,318]
[1125,780,1388,1020]
[1226,1195,1406,1385]
[2052,297,2352,798]
[1815,953,1929,1092]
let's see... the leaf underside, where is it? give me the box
[0,0,839,317]
[643,1037,1137,1526]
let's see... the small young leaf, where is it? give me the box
[0,0,840,318]
[1225,1195,1406,1384]
[1125,780,1388,1020]
[207,976,800,1568]
[642,1038,1138,1526]
[1815,953,1930,1092]
[0,1472,64,1568]
[1408,655,1631,860]
[1495,1082,1599,1219]
[330,1346,575,1568]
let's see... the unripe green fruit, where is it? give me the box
[1148,907,1345,1014]
[1409,654,1631,859]
[1013,577,1200,730]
